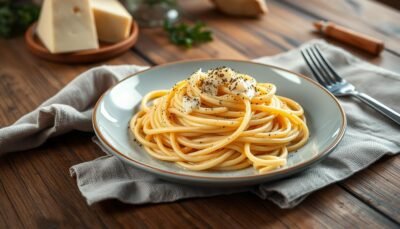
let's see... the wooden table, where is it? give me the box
[1,0,399,227]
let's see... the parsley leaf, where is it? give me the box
[0,2,40,38]
[164,20,213,48]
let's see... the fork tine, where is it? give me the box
[303,47,333,86]
[309,47,335,85]
[300,49,327,87]
[313,45,343,82]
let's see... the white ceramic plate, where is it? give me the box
[93,59,346,186]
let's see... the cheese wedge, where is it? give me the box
[36,0,99,53]
[92,0,133,43]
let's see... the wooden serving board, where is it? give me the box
[24,20,139,64]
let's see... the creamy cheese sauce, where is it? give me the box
[182,96,200,113]
[183,67,257,113]
[190,67,257,98]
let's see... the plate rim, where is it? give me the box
[92,59,347,181]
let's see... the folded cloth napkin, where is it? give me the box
[1,40,399,208]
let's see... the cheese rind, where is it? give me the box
[92,0,133,43]
[36,0,99,54]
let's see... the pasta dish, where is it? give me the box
[130,67,309,173]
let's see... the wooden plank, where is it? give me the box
[177,185,399,228]
[375,0,400,10]
[99,200,212,228]
[0,175,24,229]
[259,185,398,228]
[133,26,248,64]
[279,0,400,54]
[180,194,288,228]
[91,179,399,228]
[340,156,400,222]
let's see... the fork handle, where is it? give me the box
[354,92,400,125]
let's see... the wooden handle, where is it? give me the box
[314,21,384,56]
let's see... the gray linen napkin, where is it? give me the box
[0,40,399,208]
[0,65,147,154]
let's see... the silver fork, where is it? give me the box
[301,44,400,125]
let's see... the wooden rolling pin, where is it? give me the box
[313,21,384,56]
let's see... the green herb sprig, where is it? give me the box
[163,20,213,48]
[0,1,40,38]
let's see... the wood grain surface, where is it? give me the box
[0,0,399,228]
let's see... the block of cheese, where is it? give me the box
[91,0,133,43]
[36,0,99,54]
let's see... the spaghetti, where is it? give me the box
[130,67,309,173]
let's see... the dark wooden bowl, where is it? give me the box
[25,20,139,64]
